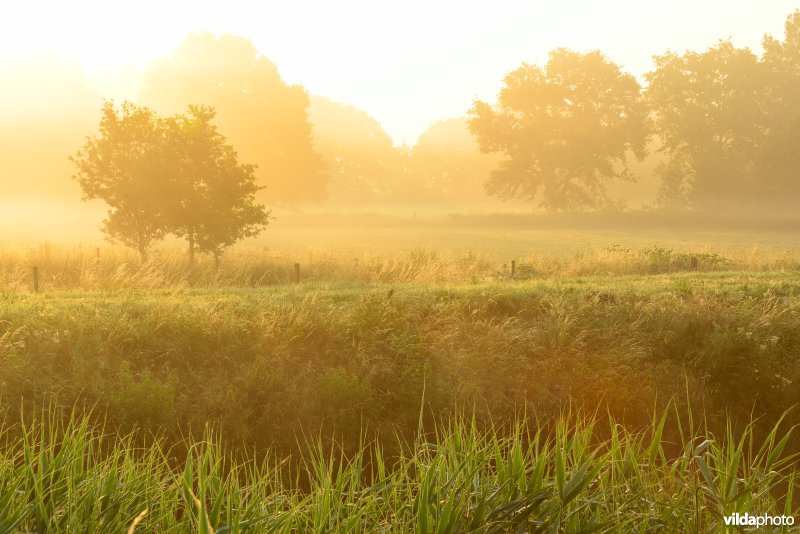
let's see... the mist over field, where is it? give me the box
[2,2,800,531]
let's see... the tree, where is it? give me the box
[167,105,270,265]
[72,101,270,263]
[759,10,800,213]
[406,117,501,204]
[308,95,407,204]
[468,49,648,211]
[140,33,327,205]
[645,41,766,210]
[71,101,170,262]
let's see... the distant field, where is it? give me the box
[2,235,800,293]
[3,200,800,258]
[261,223,800,259]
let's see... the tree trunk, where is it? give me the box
[188,232,195,265]
[138,239,148,263]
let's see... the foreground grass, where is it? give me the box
[0,408,797,533]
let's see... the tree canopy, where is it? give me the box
[645,42,766,209]
[406,118,501,204]
[309,95,406,203]
[166,105,270,264]
[759,11,800,212]
[468,49,649,211]
[71,102,171,261]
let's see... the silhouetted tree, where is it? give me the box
[407,117,500,204]
[71,101,170,262]
[140,33,327,205]
[759,10,800,213]
[468,49,648,211]
[645,41,766,209]
[309,95,407,204]
[310,99,504,205]
[167,105,270,265]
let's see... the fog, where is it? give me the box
[2,10,800,248]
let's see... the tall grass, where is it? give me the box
[2,243,799,530]
[0,407,796,532]
[1,243,799,290]
[1,269,799,456]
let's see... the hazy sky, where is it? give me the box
[2,0,799,144]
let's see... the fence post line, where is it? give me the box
[33,266,39,293]
[511,260,516,278]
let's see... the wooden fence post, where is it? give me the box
[690,256,698,271]
[294,262,300,283]
[33,266,39,293]
[511,260,516,278]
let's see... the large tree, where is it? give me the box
[140,33,327,205]
[759,10,800,212]
[71,101,170,262]
[645,41,766,209]
[167,105,270,265]
[468,49,648,211]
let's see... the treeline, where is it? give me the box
[646,27,800,213]
[137,34,500,207]
[2,11,800,214]
[469,12,800,214]
[137,10,800,213]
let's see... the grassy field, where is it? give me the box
[1,240,800,530]
[3,236,800,291]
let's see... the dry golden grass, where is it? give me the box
[1,239,799,291]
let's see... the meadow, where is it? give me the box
[5,3,800,529]
[1,226,800,531]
